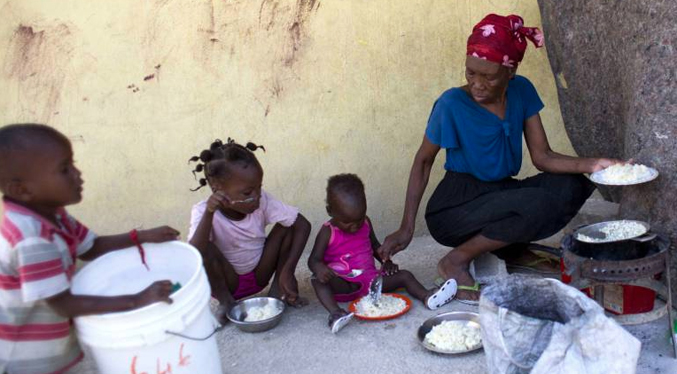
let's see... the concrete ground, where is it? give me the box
[71,198,677,374]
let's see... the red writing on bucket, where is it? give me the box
[130,343,191,374]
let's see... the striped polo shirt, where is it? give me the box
[0,199,96,374]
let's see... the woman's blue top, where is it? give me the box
[425,75,544,181]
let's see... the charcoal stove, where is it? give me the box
[561,232,675,357]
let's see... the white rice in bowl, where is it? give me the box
[577,220,647,243]
[244,303,282,322]
[355,294,406,317]
[597,164,653,184]
[424,320,482,352]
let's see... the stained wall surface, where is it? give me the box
[0,0,575,239]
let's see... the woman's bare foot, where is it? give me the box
[437,252,479,302]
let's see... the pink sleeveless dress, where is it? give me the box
[323,220,380,302]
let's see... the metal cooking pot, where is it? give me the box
[567,220,660,262]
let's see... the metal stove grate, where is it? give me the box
[561,233,675,357]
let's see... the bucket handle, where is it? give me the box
[497,307,533,370]
[631,232,657,243]
[165,325,223,341]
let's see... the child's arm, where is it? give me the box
[79,226,180,261]
[307,225,337,284]
[188,191,230,252]
[366,216,382,260]
[278,213,311,298]
[367,216,398,275]
[47,280,173,318]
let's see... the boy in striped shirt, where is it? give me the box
[0,124,180,374]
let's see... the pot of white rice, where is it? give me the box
[574,220,652,244]
[566,221,664,262]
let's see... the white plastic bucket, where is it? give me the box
[71,241,223,374]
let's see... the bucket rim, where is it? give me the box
[73,241,203,320]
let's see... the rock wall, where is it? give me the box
[538,0,677,303]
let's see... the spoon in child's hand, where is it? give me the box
[345,269,363,278]
[229,197,258,205]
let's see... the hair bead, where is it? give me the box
[189,138,265,191]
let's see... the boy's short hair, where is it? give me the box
[0,124,70,183]
[0,123,68,152]
[327,173,365,199]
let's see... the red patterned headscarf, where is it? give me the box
[466,14,544,68]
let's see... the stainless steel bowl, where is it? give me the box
[417,311,483,354]
[226,297,285,333]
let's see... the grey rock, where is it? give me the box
[538,0,677,304]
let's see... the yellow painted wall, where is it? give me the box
[0,0,575,239]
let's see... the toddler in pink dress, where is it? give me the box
[308,174,457,333]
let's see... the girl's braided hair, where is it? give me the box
[188,138,265,191]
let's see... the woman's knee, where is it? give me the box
[525,189,554,211]
[535,173,595,203]
[529,175,593,219]
[568,174,596,204]
[426,215,464,247]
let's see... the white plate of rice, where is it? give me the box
[349,293,411,320]
[589,164,658,186]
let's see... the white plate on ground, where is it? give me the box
[589,165,658,186]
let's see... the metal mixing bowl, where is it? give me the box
[417,311,483,354]
[227,297,285,333]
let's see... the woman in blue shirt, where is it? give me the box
[377,14,623,303]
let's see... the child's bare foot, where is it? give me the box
[437,254,479,303]
[215,302,235,325]
[328,309,353,334]
[271,276,309,307]
[285,295,309,307]
[268,285,281,299]
[269,287,308,307]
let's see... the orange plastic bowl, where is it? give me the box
[348,293,412,321]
